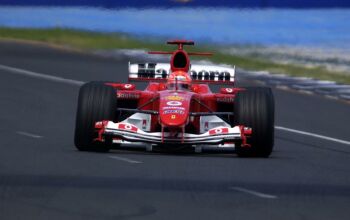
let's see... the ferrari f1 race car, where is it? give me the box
[74,40,275,157]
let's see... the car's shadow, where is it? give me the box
[105,144,281,159]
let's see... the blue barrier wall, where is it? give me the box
[1,0,350,8]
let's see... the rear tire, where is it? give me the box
[74,82,117,152]
[234,87,275,157]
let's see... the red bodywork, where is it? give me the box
[104,82,243,134]
[95,40,250,146]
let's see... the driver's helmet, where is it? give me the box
[167,71,192,90]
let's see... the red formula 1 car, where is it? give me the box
[74,40,275,157]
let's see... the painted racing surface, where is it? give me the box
[0,41,349,220]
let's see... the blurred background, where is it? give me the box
[0,0,350,83]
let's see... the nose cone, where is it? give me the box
[159,92,192,127]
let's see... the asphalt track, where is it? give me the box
[0,40,350,220]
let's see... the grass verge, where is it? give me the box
[1,27,350,84]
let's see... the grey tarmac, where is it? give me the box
[0,41,349,220]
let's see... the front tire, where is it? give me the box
[234,87,275,157]
[74,82,117,152]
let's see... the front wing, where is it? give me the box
[95,121,252,146]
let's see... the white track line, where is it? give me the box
[275,126,350,145]
[2,63,350,146]
[230,187,278,199]
[108,155,143,164]
[16,131,43,139]
[0,64,84,86]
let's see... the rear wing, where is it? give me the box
[128,63,235,85]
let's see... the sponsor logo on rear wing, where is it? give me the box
[128,62,235,84]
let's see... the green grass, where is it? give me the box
[1,27,350,84]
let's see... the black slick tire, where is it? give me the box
[74,82,117,152]
[234,87,275,157]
